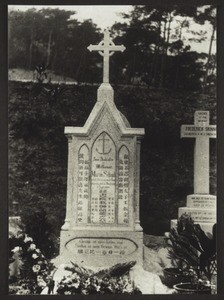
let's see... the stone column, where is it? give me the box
[194,136,210,194]
[61,135,73,230]
[135,139,142,231]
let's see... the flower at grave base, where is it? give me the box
[96,285,101,292]
[85,278,91,286]
[63,277,72,284]
[16,289,30,295]
[32,253,39,259]
[37,260,43,266]
[28,243,36,251]
[35,248,41,254]
[123,281,133,293]
[32,264,41,273]
[64,291,72,295]
[11,246,22,253]
[24,235,33,243]
[17,233,25,239]
[73,281,80,289]
[37,275,47,287]
[82,289,88,295]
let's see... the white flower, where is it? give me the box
[96,285,101,292]
[64,291,71,295]
[17,233,24,239]
[37,276,47,287]
[71,273,80,280]
[36,248,41,253]
[11,246,22,253]
[206,280,211,286]
[32,253,38,259]
[29,243,36,251]
[63,277,71,284]
[37,275,43,281]
[24,235,33,243]
[73,281,80,289]
[32,264,41,273]
[124,282,133,293]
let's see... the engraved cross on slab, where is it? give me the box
[181,111,216,194]
[96,132,111,154]
[87,29,126,83]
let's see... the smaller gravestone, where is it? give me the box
[171,111,216,234]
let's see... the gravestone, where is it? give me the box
[171,111,216,234]
[60,29,145,268]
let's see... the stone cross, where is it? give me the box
[181,111,216,194]
[87,29,125,83]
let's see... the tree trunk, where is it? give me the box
[131,46,137,84]
[159,19,167,88]
[46,29,53,67]
[174,19,186,90]
[151,20,161,87]
[149,45,157,85]
[28,26,34,69]
[203,24,216,92]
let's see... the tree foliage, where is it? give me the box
[8,81,216,237]
[8,5,216,91]
[9,8,102,83]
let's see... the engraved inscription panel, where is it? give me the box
[91,132,116,224]
[66,237,137,256]
[118,146,129,224]
[195,111,209,125]
[77,145,90,223]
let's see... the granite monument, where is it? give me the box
[60,29,145,267]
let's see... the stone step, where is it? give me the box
[186,194,216,209]
[170,219,215,236]
[178,207,216,223]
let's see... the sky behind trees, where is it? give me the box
[9,5,216,54]
[8,5,216,91]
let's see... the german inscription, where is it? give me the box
[66,237,137,256]
[187,195,216,209]
[180,209,216,223]
[181,125,216,138]
[195,111,209,125]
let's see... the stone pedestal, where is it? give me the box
[171,194,216,234]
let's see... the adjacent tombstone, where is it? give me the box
[60,29,145,268]
[171,111,216,234]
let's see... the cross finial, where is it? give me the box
[87,29,126,83]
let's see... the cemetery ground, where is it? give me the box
[8,79,216,294]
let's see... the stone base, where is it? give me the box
[169,193,216,235]
[171,219,215,235]
[186,194,216,209]
[41,263,173,295]
[60,229,143,268]
[178,207,216,223]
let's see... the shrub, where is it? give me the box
[9,229,54,294]
[56,261,141,295]
[168,213,217,289]
[57,273,141,295]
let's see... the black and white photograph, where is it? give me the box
[6,2,219,295]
